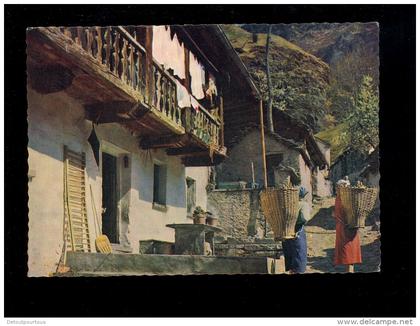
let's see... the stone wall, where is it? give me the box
[66,252,283,275]
[215,238,282,258]
[208,189,266,240]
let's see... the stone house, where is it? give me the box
[26,25,259,276]
[210,110,332,248]
[330,148,367,190]
[216,112,331,203]
[359,147,380,187]
[359,147,380,224]
[313,137,333,197]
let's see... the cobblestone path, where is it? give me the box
[305,197,381,273]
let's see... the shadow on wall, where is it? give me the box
[28,88,186,209]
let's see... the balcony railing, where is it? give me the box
[186,103,221,149]
[53,26,223,151]
[150,63,182,128]
[58,26,182,129]
[60,26,147,101]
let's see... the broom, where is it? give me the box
[90,184,112,254]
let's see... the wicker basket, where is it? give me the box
[260,182,300,240]
[337,184,378,228]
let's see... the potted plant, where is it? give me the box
[193,206,206,224]
[206,211,218,226]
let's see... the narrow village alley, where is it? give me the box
[305,197,381,273]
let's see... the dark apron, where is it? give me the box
[282,225,307,273]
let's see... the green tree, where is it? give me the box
[347,75,379,153]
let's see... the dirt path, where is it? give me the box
[305,197,381,273]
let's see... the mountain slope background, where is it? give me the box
[222,24,330,132]
[224,23,379,163]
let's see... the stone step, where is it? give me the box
[66,252,282,275]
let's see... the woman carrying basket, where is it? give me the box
[334,177,362,272]
[282,186,310,274]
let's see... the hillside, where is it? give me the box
[243,23,378,67]
[243,23,379,115]
[222,24,330,132]
[240,23,379,162]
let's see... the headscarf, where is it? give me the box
[299,186,308,199]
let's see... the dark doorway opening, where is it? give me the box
[102,152,119,244]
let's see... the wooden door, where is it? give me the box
[102,152,119,244]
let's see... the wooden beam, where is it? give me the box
[182,155,225,167]
[140,134,189,149]
[220,96,224,147]
[166,148,209,157]
[85,101,149,124]
[184,47,191,92]
[31,28,142,103]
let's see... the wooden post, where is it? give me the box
[259,99,268,237]
[144,26,153,105]
[251,161,255,184]
[259,99,268,188]
[184,47,191,92]
[220,95,224,147]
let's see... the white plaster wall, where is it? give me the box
[298,155,313,203]
[313,167,332,197]
[315,139,331,166]
[185,167,209,211]
[28,88,97,277]
[28,87,189,276]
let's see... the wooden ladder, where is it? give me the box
[63,145,91,253]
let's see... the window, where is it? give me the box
[266,153,284,187]
[186,178,196,216]
[153,164,167,206]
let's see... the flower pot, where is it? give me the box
[194,215,206,224]
[206,217,218,226]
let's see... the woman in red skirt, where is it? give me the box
[334,179,362,272]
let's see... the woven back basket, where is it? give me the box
[260,183,300,240]
[337,184,378,228]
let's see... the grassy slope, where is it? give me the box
[222,24,330,131]
[223,24,325,64]
[223,25,355,163]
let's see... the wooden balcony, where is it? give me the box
[27,26,226,166]
[140,99,226,166]
[179,102,227,166]
[27,26,184,136]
